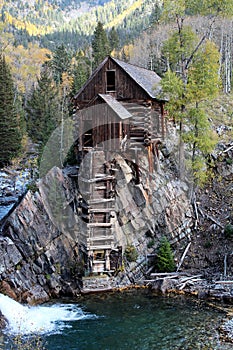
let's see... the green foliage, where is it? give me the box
[224,224,233,238]
[156,236,176,273]
[147,239,155,249]
[203,241,212,249]
[26,66,60,153]
[71,52,91,95]
[92,21,111,68]
[124,244,138,262]
[0,54,22,167]
[160,22,220,185]
[108,26,120,52]
[26,181,38,193]
[48,44,72,84]
[162,0,233,22]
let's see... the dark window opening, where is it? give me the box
[106,70,116,91]
[82,120,93,148]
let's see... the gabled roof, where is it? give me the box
[98,94,132,120]
[74,56,162,101]
[111,57,162,99]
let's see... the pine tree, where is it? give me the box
[156,236,176,273]
[26,66,59,152]
[0,54,22,167]
[92,21,110,69]
[108,27,120,53]
[71,52,90,95]
[49,44,72,84]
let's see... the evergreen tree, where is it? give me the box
[26,66,59,152]
[92,21,110,69]
[160,26,220,186]
[71,52,91,95]
[0,54,22,167]
[108,27,120,53]
[156,236,176,273]
[49,44,72,84]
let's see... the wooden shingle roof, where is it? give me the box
[111,57,162,99]
[98,94,132,120]
[74,56,162,101]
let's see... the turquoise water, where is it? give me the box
[45,292,231,350]
[2,291,233,350]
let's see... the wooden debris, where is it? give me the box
[176,242,192,272]
[150,272,180,277]
[215,281,233,284]
[205,214,224,229]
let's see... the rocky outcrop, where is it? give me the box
[0,167,84,304]
[0,143,194,302]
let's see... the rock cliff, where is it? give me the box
[0,145,194,303]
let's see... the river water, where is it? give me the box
[1,291,233,350]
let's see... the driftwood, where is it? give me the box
[193,201,199,229]
[206,214,224,229]
[215,281,233,284]
[178,274,202,290]
[222,144,233,154]
[176,242,192,272]
[150,272,180,277]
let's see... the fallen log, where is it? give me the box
[150,272,180,277]
[176,242,192,272]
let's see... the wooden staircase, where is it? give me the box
[122,102,163,151]
[78,150,118,274]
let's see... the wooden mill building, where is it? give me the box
[73,56,166,274]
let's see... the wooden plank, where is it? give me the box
[87,245,113,250]
[150,272,180,277]
[88,198,115,204]
[79,175,114,183]
[87,223,112,227]
[89,208,115,213]
[87,236,114,241]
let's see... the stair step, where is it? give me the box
[87,244,113,250]
[87,223,112,227]
[88,198,115,204]
[87,236,114,242]
[89,208,115,213]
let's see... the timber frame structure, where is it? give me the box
[73,56,166,275]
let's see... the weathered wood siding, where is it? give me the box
[78,103,129,151]
[75,58,154,107]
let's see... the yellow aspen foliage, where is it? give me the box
[104,0,143,29]
[61,72,73,93]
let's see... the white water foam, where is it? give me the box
[0,293,96,335]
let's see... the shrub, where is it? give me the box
[156,236,176,272]
[147,239,155,249]
[224,224,233,238]
[124,244,138,262]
